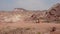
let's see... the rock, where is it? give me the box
[46,3,60,22]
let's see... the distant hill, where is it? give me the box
[0,3,60,23]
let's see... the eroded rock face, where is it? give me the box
[46,3,60,21]
[24,11,46,23]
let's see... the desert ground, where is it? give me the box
[0,22,60,34]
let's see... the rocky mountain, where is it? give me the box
[0,3,60,23]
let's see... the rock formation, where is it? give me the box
[46,3,60,23]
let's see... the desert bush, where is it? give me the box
[25,28,31,30]
[37,32,41,34]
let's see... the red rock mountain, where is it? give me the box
[0,3,60,23]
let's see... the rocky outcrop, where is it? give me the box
[46,3,60,22]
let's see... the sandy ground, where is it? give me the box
[0,22,60,34]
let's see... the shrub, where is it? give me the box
[25,28,31,30]
[37,32,41,34]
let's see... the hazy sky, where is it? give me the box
[0,0,60,11]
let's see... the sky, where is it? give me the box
[0,0,60,11]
